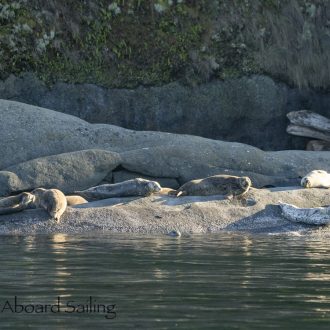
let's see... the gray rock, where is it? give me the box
[1,99,330,188]
[112,170,180,189]
[101,171,113,183]
[120,145,328,186]
[2,73,330,150]
[0,99,97,168]
[0,149,120,196]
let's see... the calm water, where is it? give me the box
[0,233,330,329]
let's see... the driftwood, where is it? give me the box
[306,140,330,151]
[286,124,330,142]
[287,110,330,133]
[286,111,330,150]
[280,202,330,225]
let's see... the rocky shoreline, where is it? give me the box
[0,187,329,235]
[1,99,330,235]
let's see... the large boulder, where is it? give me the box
[0,149,120,196]
[120,145,330,186]
[0,100,95,168]
[1,99,330,188]
[0,99,216,168]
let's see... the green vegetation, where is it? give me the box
[0,0,329,89]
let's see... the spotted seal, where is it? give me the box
[279,202,330,225]
[0,192,35,215]
[74,178,162,201]
[32,188,67,222]
[175,175,252,198]
[301,170,330,188]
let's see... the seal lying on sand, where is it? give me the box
[0,192,35,215]
[175,175,252,198]
[32,188,67,222]
[301,170,330,188]
[74,178,162,201]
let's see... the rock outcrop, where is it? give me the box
[2,74,330,151]
[0,149,120,195]
[1,99,330,193]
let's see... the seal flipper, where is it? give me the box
[158,188,177,196]
[176,191,187,197]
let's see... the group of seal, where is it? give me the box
[3,168,330,227]
[0,188,86,221]
[0,189,68,221]
[74,175,252,200]
[277,169,330,226]
[0,174,253,221]
[0,179,162,220]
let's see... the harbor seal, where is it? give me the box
[66,195,88,206]
[175,175,252,198]
[279,202,330,225]
[301,170,330,188]
[167,230,182,237]
[32,188,67,222]
[74,178,162,201]
[0,192,35,215]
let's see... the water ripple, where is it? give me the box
[0,233,330,329]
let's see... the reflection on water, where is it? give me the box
[0,233,330,329]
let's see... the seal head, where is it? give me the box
[301,170,330,189]
[21,192,36,206]
[32,188,67,222]
[238,176,252,194]
[301,177,311,188]
[147,181,161,194]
